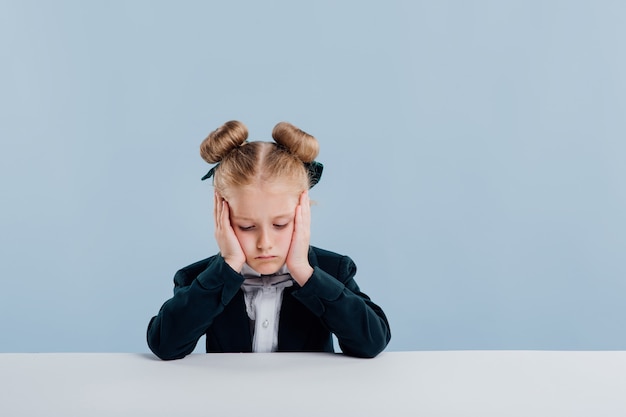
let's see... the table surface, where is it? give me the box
[2,351,626,416]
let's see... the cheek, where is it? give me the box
[233,230,253,250]
[278,226,294,246]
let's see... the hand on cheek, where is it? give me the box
[214,192,246,273]
[286,190,314,286]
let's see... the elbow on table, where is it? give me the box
[152,349,188,361]
[146,321,190,361]
[343,331,391,359]
[343,343,387,359]
[147,337,190,361]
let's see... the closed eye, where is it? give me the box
[238,225,255,231]
[273,223,288,229]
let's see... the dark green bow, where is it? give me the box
[201,161,323,189]
[200,165,218,181]
[304,161,323,188]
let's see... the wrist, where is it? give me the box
[222,255,244,273]
[291,265,314,286]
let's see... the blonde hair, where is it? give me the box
[200,121,320,197]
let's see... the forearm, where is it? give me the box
[293,266,391,358]
[147,257,244,360]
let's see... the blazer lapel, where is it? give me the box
[210,290,253,352]
[277,247,323,352]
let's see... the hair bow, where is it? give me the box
[201,165,218,181]
[304,161,323,188]
[201,161,323,189]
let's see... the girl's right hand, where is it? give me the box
[214,191,246,273]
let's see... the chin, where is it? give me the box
[250,259,283,275]
[254,265,281,275]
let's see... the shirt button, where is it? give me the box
[262,320,269,328]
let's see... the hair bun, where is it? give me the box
[271,122,319,163]
[200,120,248,164]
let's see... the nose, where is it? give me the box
[257,228,272,250]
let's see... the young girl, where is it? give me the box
[147,121,391,359]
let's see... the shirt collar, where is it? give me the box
[241,263,290,279]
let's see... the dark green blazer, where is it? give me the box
[147,246,391,359]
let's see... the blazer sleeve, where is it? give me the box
[146,256,245,360]
[291,255,391,358]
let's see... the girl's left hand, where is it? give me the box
[286,190,314,286]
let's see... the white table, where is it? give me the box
[1,351,625,416]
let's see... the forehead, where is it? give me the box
[228,182,300,220]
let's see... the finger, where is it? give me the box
[298,190,310,231]
[213,191,219,229]
[220,200,226,228]
[300,189,308,206]
[294,202,310,246]
[294,204,302,233]
[222,200,232,230]
[217,193,229,230]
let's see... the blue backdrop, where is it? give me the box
[1,0,625,352]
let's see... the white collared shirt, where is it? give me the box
[240,264,294,353]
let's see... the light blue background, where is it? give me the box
[1,1,625,353]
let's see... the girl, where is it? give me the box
[147,121,391,359]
